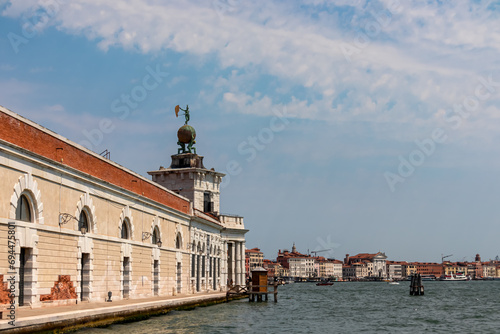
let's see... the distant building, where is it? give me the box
[443,262,468,276]
[316,258,343,280]
[401,263,416,278]
[316,257,329,278]
[342,262,367,280]
[277,244,316,279]
[331,259,344,280]
[386,261,406,280]
[288,257,316,278]
[344,252,388,278]
[410,262,443,278]
[262,259,283,279]
[482,262,497,278]
[245,247,264,277]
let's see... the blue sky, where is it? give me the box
[1,0,500,262]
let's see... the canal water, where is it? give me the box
[77,281,500,333]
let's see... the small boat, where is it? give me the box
[388,281,399,285]
[316,281,334,286]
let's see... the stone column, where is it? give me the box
[196,254,200,292]
[229,242,235,286]
[220,241,226,290]
[234,242,241,285]
[240,242,246,285]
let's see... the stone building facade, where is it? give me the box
[245,247,264,277]
[0,105,247,309]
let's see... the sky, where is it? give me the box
[1,0,500,263]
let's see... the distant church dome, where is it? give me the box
[177,125,196,144]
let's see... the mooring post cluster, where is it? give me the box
[409,273,424,296]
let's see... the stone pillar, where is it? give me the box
[235,241,241,286]
[196,254,200,292]
[240,242,246,285]
[220,241,226,290]
[229,242,235,286]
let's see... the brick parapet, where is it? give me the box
[0,107,189,215]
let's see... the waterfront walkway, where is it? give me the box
[0,292,227,333]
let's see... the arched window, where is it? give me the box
[79,210,89,234]
[175,233,182,249]
[121,220,130,239]
[152,226,160,245]
[16,194,32,222]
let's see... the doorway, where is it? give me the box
[80,253,90,301]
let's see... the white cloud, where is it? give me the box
[2,0,500,144]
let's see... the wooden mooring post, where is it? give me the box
[248,282,278,302]
[410,273,424,296]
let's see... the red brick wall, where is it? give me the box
[0,111,190,214]
[0,275,10,304]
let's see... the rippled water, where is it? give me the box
[77,281,500,333]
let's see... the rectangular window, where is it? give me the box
[176,262,182,294]
[81,253,90,301]
[191,254,195,278]
[204,192,213,212]
[123,257,130,298]
[153,260,159,296]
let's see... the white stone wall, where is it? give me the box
[0,141,199,308]
[151,170,222,214]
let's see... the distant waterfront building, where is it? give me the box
[245,247,264,277]
[262,259,283,280]
[342,265,353,279]
[277,245,316,279]
[482,262,497,278]
[443,262,468,276]
[316,258,329,278]
[342,262,367,280]
[398,256,500,279]
[316,257,343,280]
[386,261,406,280]
[401,262,416,278]
[331,259,343,280]
[344,252,388,278]
[0,106,246,309]
[288,257,316,278]
[410,262,443,278]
